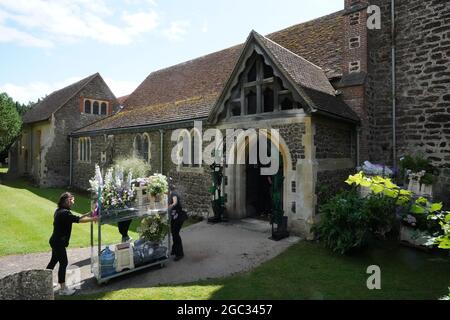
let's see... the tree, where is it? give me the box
[0,93,22,154]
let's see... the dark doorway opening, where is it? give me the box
[245,138,283,221]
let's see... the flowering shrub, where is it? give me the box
[89,164,136,211]
[346,172,449,249]
[147,174,168,197]
[138,213,169,243]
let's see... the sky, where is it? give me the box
[0,0,343,104]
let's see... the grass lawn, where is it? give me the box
[72,240,450,300]
[0,166,8,174]
[0,179,139,257]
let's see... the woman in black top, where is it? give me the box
[168,184,187,261]
[46,192,97,295]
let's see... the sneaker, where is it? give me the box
[58,287,76,296]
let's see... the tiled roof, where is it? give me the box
[74,11,345,134]
[253,31,336,96]
[117,95,130,105]
[23,73,99,124]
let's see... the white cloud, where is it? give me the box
[0,76,140,104]
[0,0,160,47]
[163,20,190,42]
[0,24,53,48]
[122,11,159,35]
[104,78,139,98]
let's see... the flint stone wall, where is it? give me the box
[0,270,53,300]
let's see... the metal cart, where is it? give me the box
[90,202,171,285]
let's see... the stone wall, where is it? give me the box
[313,115,357,209]
[367,0,450,204]
[43,76,118,187]
[0,270,53,300]
[314,116,355,159]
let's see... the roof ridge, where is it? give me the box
[138,10,343,82]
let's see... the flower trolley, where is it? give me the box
[90,202,171,285]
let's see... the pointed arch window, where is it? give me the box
[134,134,151,163]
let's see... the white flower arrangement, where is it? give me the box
[89,164,136,211]
[147,174,169,197]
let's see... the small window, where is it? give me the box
[263,87,274,113]
[93,101,99,115]
[246,91,257,115]
[292,202,296,214]
[349,61,361,73]
[101,102,107,115]
[291,181,296,193]
[84,100,91,114]
[349,36,360,49]
[349,12,360,26]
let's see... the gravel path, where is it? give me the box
[0,219,301,296]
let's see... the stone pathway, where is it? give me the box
[0,219,301,296]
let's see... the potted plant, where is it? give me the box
[399,155,438,197]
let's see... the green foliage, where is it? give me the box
[399,154,437,185]
[313,191,372,255]
[346,172,449,250]
[114,156,151,178]
[0,93,22,153]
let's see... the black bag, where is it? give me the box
[179,210,188,223]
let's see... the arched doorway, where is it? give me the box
[224,130,292,222]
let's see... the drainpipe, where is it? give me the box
[391,0,397,170]
[69,137,73,187]
[356,127,361,167]
[159,129,164,174]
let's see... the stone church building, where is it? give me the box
[9,0,450,238]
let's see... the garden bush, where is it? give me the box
[313,190,371,255]
[114,156,151,179]
[313,190,398,255]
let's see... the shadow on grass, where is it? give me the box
[65,240,450,301]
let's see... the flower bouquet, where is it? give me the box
[89,164,136,219]
[147,174,169,210]
[137,213,169,245]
